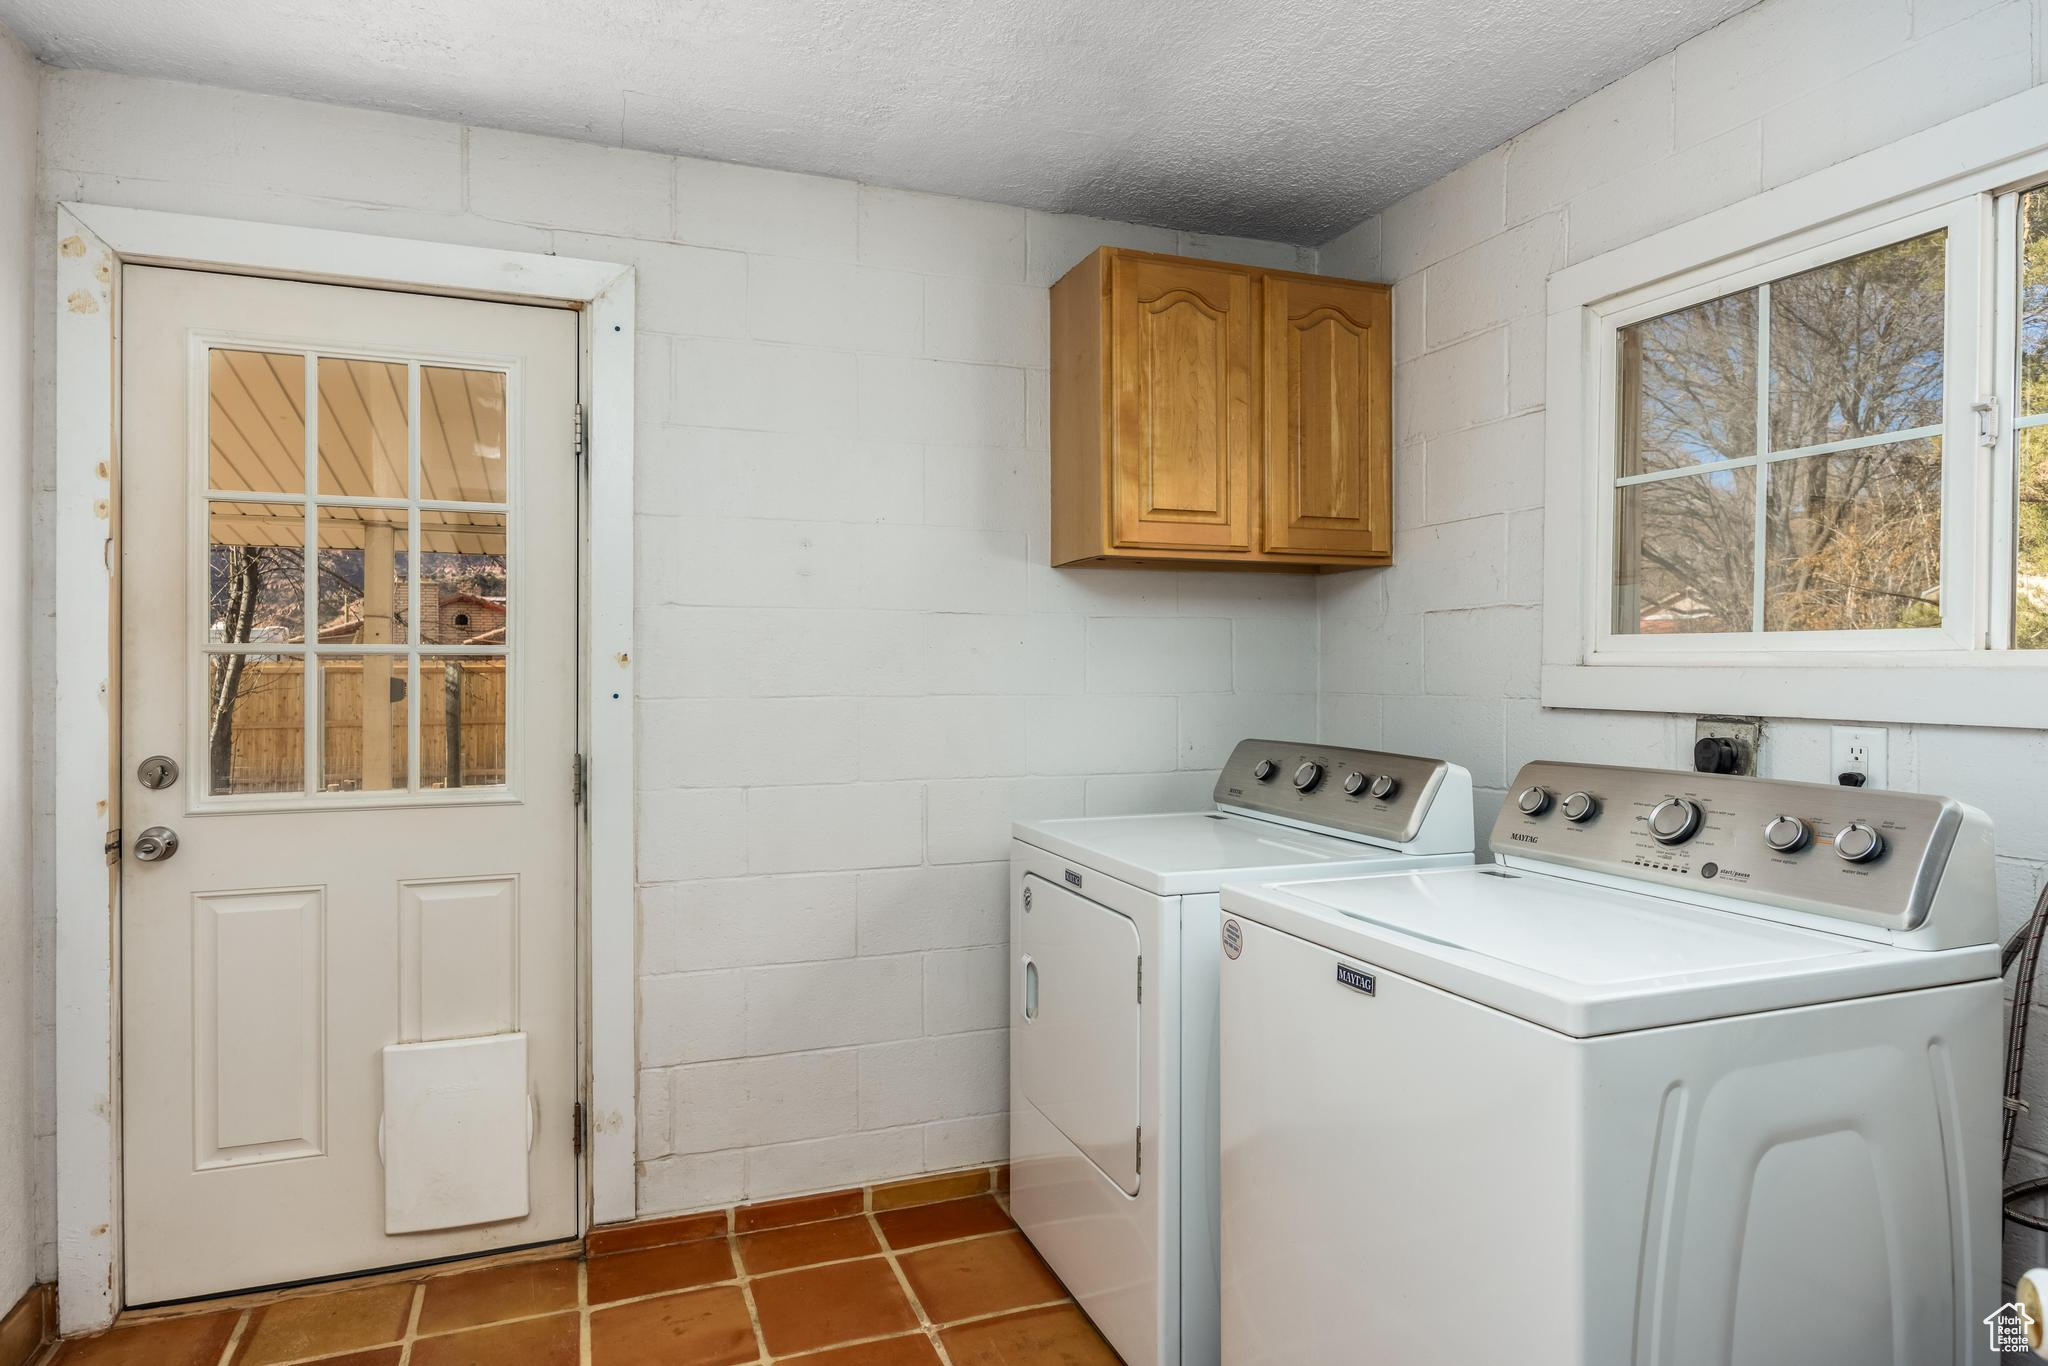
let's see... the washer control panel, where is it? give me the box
[1216,739,1451,844]
[1495,761,1966,932]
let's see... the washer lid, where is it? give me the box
[1221,866,1998,1037]
[1013,811,1447,896]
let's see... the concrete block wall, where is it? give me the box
[26,67,1322,1225]
[1311,0,2048,1282]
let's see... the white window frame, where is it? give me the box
[1543,83,2048,729]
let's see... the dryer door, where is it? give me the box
[1019,874,1143,1194]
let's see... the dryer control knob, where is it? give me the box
[1368,774,1399,800]
[1835,822,1886,863]
[1293,762,1324,792]
[1560,791,1599,823]
[1763,814,1810,853]
[1253,759,1278,782]
[1516,785,1552,816]
[1648,797,1703,845]
[1343,770,1370,796]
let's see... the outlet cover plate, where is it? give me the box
[1694,716,1763,776]
[1829,727,1889,790]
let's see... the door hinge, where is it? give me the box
[573,1101,586,1157]
[1136,956,1143,1004]
[104,828,120,866]
[573,754,587,806]
[1135,1125,1143,1176]
[573,403,587,468]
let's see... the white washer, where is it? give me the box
[1009,739,1476,1366]
[1220,761,2002,1366]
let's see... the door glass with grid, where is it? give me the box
[204,351,511,797]
[1612,231,1946,635]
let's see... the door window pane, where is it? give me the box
[209,505,305,644]
[1769,232,1944,450]
[319,656,409,792]
[421,367,508,503]
[315,507,409,646]
[420,656,507,789]
[205,654,304,796]
[1614,468,1756,634]
[419,511,507,645]
[317,357,409,499]
[1763,441,1942,631]
[1618,290,1757,476]
[2021,190,2048,419]
[208,350,306,494]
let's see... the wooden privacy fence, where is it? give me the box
[216,658,508,792]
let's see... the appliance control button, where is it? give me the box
[1762,814,1810,853]
[1368,774,1398,800]
[1515,785,1552,816]
[1253,759,1277,782]
[1835,822,1886,863]
[1648,797,1703,845]
[1343,770,1370,796]
[1560,791,1599,823]
[1293,762,1324,792]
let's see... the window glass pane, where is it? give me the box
[419,511,508,645]
[206,653,304,796]
[421,367,508,504]
[420,655,506,789]
[208,350,306,494]
[1614,468,1755,634]
[208,504,305,644]
[1768,231,1944,450]
[1763,440,1941,631]
[2021,190,2048,418]
[1617,290,1758,476]
[317,357,409,498]
[315,507,409,646]
[319,655,408,792]
[2017,426,2048,649]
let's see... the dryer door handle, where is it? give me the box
[1022,955,1039,1020]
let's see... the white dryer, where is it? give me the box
[1009,740,1476,1366]
[1219,761,2003,1366]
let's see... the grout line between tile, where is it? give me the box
[215,1309,251,1366]
[864,1209,957,1366]
[577,1257,591,1366]
[396,1279,423,1365]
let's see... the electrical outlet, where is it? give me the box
[1829,727,1888,789]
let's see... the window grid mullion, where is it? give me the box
[1751,282,1771,634]
[300,347,319,797]
[407,360,423,795]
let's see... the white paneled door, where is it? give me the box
[119,267,580,1304]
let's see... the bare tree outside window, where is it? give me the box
[1614,231,1946,635]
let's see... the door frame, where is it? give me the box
[52,203,639,1332]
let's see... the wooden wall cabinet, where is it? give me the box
[1051,247,1393,571]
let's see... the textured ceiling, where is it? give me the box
[0,0,1756,243]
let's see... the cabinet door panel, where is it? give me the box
[1110,257,1254,551]
[1263,277,1391,558]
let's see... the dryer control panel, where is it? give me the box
[1216,740,1453,845]
[1494,761,1972,933]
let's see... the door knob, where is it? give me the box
[133,826,179,862]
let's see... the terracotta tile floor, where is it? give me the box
[40,1195,1124,1365]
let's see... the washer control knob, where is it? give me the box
[1648,797,1703,845]
[1835,822,1886,864]
[1560,791,1599,823]
[1515,785,1552,816]
[1762,814,1810,853]
[1252,759,1277,782]
[1293,762,1324,792]
[1343,770,1370,796]
[1368,773,1399,800]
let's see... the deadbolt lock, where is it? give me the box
[137,755,179,790]
[132,826,179,862]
